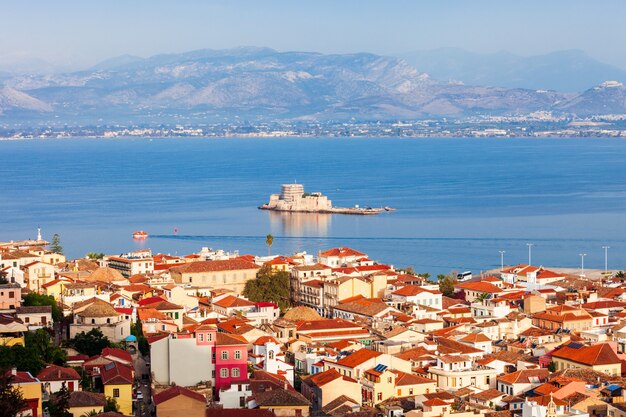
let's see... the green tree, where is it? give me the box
[85,252,105,260]
[69,329,112,357]
[243,265,291,311]
[73,367,93,391]
[0,345,45,376]
[80,411,100,417]
[47,383,72,417]
[438,275,457,298]
[474,292,490,303]
[22,293,63,322]
[104,397,119,412]
[24,329,67,366]
[0,370,27,417]
[50,234,63,255]
[265,234,274,256]
[131,322,149,356]
[403,266,416,275]
[616,271,625,279]
[547,362,557,372]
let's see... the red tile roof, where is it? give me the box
[101,362,133,385]
[37,365,80,382]
[213,295,256,308]
[335,348,381,368]
[497,368,549,385]
[153,386,206,405]
[455,281,503,294]
[320,247,366,257]
[171,259,260,273]
[392,285,442,297]
[552,343,620,366]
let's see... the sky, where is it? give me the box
[1,0,626,71]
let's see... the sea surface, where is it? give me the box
[1,137,626,275]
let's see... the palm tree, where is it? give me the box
[474,292,490,303]
[81,410,100,417]
[266,234,274,256]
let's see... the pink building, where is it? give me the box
[151,325,249,398]
[0,283,21,311]
[214,333,249,395]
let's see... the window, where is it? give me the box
[234,350,241,360]
[8,291,14,298]
[208,333,213,341]
[220,368,228,378]
[113,388,120,398]
[377,393,382,401]
[212,370,215,378]
[221,351,228,360]
[240,396,246,407]
[232,368,240,377]
[198,333,204,342]
[268,351,274,360]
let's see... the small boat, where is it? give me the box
[133,231,149,240]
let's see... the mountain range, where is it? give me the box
[398,48,626,92]
[1,47,625,124]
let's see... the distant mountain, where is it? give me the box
[0,86,52,114]
[89,54,144,71]
[398,48,626,92]
[0,47,623,123]
[558,81,626,115]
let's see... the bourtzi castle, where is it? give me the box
[264,184,333,212]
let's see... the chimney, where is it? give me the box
[11,367,17,376]
[284,381,288,390]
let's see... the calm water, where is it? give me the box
[1,137,625,275]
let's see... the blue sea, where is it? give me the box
[1,137,625,275]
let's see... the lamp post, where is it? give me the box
[526,243,534,265]
[579,253,587,277]
[499,251,506,270]
[602,246,610,274]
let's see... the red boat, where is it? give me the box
[133,230,149,240]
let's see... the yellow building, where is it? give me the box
[101,362,134,415]
[170,259,260,295]
[68,391,107,417]
[9,370,42,417]
[551,342,621,375]
[362,367,436,405]
[532,305,592,332]
[154,386,207,417]
[0,316,28,346]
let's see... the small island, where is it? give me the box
[259,184,394,215]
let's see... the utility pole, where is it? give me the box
[602,246,610,274]
[499,250,506,270]
[579,253,587,277]
[526,243,534,265]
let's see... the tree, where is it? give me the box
[547,362,557,372]
[243,265,291,311]
[23,293,62,322]
[616,271,625,279]
[50,234,63,255]
[104,397,119,412]
[474,292,490,303]
[69,329,112,357]
[80,411,100,417]
[438,275,457,298]
[47,383,72,417]
[24,329,67,366]
[265,234,274,256]
[0,370,27,417]
[0,345,45,376]
[85,252,105,260]
[131,321,149,356]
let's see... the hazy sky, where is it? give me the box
[2,0,625,70]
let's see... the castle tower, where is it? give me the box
[37,226,42,241]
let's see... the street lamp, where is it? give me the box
[526,243,534,265]
[579,253,587,277]
[602,246,610,274]
[499,251,506,270]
